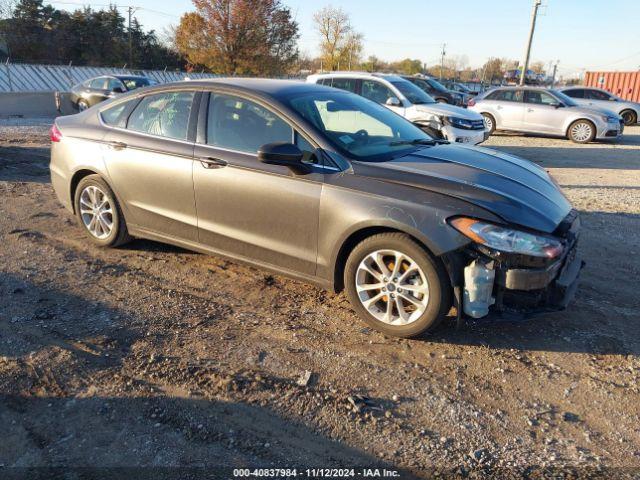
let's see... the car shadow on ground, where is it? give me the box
[0,273,407,474]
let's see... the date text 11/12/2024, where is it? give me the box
[233,468,401,478]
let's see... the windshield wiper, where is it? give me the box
[389,138,449,147]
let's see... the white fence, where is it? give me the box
[0,62,218,92]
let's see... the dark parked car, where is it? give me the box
[50,79,583,337]
[403,76,463,105]
[69,75,152,111]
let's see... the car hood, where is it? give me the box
[413,102,482,120]
[352,144,572,234]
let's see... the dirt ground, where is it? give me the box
[1,118,639,478]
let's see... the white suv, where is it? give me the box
[306,73,488,145]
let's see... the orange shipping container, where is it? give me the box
[584,71,640,102]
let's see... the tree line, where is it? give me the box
[1,0,545,82]
[0,0,182,68]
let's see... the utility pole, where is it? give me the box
[440,43,446,80]
[551,60,559,88]
[127,6,137,69]
[519,0,542,86]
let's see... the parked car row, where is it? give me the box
[306,72,487,145]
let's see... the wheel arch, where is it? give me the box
[69,169,122,215]
[620,108,638,124]
[565,117,596,138]
[332,224,444,293]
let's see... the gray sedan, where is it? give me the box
[50,79,582,337]
[559,86,639,126]
[468,87,622,143]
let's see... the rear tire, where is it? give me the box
[620,109,637,126]
[74,175,131,248]
[436,98,448,104]
[482,113,496,134]
[77,99,89,112]
[567,119,596,143]
[344,233,451,338]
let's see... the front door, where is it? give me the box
[360,79,406,116]
[192,92,323,276]
[102,90,199,241]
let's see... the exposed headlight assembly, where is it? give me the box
[449,217,564,258]
[443,116,474,129]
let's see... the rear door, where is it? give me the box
[192,91,323,276]
[485,90,524,129]
[102,89,200,241]
[523,90,565,134]
[87,77,111,106]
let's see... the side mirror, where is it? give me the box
[386,97,401,107]
[112,86,125,93]
[553,102,564,109]
[258,142,308,172]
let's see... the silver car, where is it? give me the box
[468,87,622,143]
[559,86,639,126]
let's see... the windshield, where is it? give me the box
[287,91,434,162]
[390,80,435,105]
[120,77,151,90]
[426,78,449,92]
[549,89,578,107]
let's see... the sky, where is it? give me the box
[48,0,640,78]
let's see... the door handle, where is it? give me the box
[496,105,502,110]
[527,108,534,112]
[106,141,127,150]
[199,157,227,169]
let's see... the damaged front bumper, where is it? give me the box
[445,210,584,319]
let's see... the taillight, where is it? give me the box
[50,124,62,143]
[467,98,476,107]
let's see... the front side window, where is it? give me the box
[326,78,357,93]
[121,77,151,91]
[525,91,558,105]
[390,80,435,105]
[563,89,584,99]
[361,80,397,105]
[586,89,611,101]
[106,78,124,91]
[287,91,432,162]
[207,94,293,153]
[127,91,195,140]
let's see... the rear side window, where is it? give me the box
[487,90,523,102]
[327,78,357,93]
[100,100,133,126]
[206,94,293,153]
[90,78,107,89]
[127,91,195,140]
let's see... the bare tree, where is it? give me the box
[313,6,361,71]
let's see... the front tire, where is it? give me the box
[77,99,89,112]
[344,233,451,338]
[482,113,496,134]
[568,119,596,143]
[74,175,131,247]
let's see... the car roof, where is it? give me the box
[114,75,150,80]
[140,77,339,100]
[308,72,405,83]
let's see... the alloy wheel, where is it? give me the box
[78,101,88,111]
[79,185,113,239]
[355,249,429,325]
[570,122,593,142]
[621,111,636,126]
[483,115,493,131]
